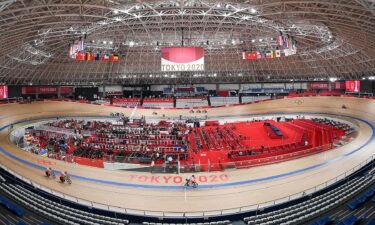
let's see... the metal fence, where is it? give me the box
[0,155,373,218]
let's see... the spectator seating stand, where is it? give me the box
[337,215,360,225]
[0,194,25,217]
[309,217,334,225]
[366,218,375,225]
[347,186,375,209]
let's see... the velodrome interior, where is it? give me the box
[0,96,374,216]
[0,0,375,225]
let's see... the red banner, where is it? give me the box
[0,86,8,99]
[334,82,345,89]
[309,82,346,90]
[218,90,229,97]
[346,80,360,92]
[308,82,329,89]
[22,86,38,94]
[39,86,58,94]
[22,86,58,94]
[60,87,74,94]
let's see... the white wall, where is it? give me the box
[241,83,262,90]
[150,85,170,91]
[195,84,216,90]
[263,83,285,89]
[301,82,308,89]
[219,84,239,90]
[106,85,123,92]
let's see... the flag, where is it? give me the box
[101,53,110,61]
[281,50,286,57]
[291,38,297,50]
[286,35,292,49]
[266,50,274,59]
[243,51,257,60]
[75,40,79,54]
[277,32,283,46]
[69,43,74,59]
[86,52,94,61]
[257,51,263,59]
[109,54,119,62]
[290,48,297,55]
[76,52,86,60]
[275,50,281,58]
[111,54,119,62]
[284,49,291,56]
[69,41,78,59]
[39,149,48,157]
[79,37,84,51]
[69,40,81,59]
[282,35,288,48]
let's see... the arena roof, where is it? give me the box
[0,0,374,85]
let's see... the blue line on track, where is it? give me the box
[0,112,373,189]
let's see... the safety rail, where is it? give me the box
[36,124,93,136]
[1,94,375,110]
[0,155,373,218]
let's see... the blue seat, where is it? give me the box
[309,217,333,225]
[365,218,375,225]
[16,222,28,225]
[347,187,375,209]
[269,125,283,137]
[0,195,25,217]
[347,199,361,209]
[337,215,358,225]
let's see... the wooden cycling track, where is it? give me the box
[0,96,374,217]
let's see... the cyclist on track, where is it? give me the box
[45,167,55,178]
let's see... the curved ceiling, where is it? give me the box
[0,0,374,85]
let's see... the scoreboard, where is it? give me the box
[0,86,8,99]
[161,47,204,72]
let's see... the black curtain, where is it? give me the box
[360,80,374,94]
[75,87,99,101]
[8,86,22,98]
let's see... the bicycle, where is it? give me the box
[184,179,198,188]
[59,173,72,184]
[45,169,56,179]
[65,175,72,184]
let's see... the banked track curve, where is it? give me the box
[0,96,374,214]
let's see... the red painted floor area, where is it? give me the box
[187,120,341,169]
